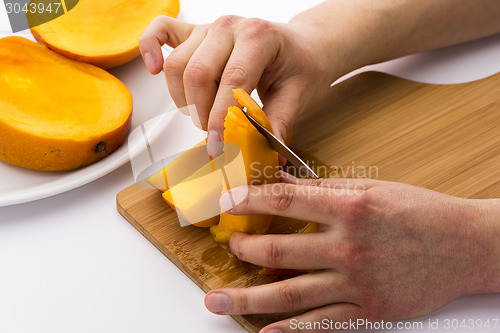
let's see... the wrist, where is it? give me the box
[483,199,500,293]
[286,14,343,84]
[466,199,500,295]
[288,0,396,80]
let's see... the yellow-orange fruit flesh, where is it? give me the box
[0,36,132,171]
[210,105,279,243]
[29,0,180,68]
[147,139,209,192]
[162,154,226,228]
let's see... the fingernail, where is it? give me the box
[178,105,190,115]
[207,130,223,157]
[219,187,248,212]
[266,329,283,333]
[219,191,235,212]
[144,52,154,72]
[229,233,236,253]
[206,292,230,314]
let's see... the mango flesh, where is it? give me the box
[0,36,132,171]
[232,88,274,132]
[155,89,279,238]
[162,153,223,228]
[147,139,209,192]
[210,103,280,243]
[162,142,246,228]
[163,179,222,228]
[28,0,180,68]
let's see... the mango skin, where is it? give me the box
[0,118,131,171]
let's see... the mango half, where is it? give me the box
[0,36,132,171]
[28,0,180,68]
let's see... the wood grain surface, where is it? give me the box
[116,71,500,332]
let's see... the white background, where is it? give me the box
[1,1,500,332]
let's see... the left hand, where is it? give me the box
[204,173,500,333]
[138,15,338,147]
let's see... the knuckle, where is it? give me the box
[331,191,370,223]
[317,178,334,187]
[318,238,357,267]
[153,15,169,25]
[145,15,165,31]
[183,61,211,86]
[335,240,357,265]
[221,64,249,87]
[262,238,284,267]
[269,185,294,212]
[138,35,149,50]
[270,114,291,138]
[214,15,240,29]
[235,291,250,314]
[163,55,185,76]
[278,283,303,312]
[242,18,274,39]
[346,193,370,222]
[231,236,244,260]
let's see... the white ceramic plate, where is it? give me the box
[0,52,179,207]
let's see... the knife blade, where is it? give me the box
[241,108,319,179]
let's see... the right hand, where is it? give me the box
[139,15,339,147]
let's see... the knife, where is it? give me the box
[241,108,319,179]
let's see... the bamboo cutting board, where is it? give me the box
[116,71,500,332]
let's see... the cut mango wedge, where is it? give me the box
[163,142,246,228]
[147,139,208,192]
[210,93,280,243]
[154,89,279,239]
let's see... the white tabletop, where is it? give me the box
[1,1,500,332]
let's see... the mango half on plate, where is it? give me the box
[0,36,132,171]
[28,0,180,68]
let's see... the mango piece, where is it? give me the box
[28,0,180,68]
[163,177,221,228]
[210,91,280,243]
[302,222,320,233]
[156,89,278,236]
[232,88,274,133]
[0,36,132,171]
[163,154,222,228]
[163,142,246,228]
[147,139,209,192]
